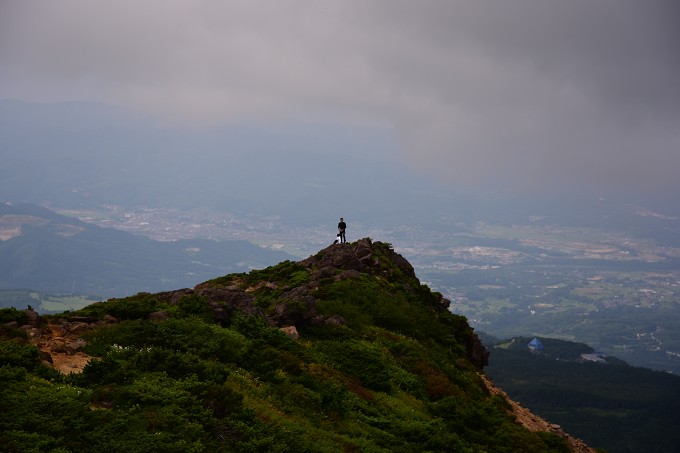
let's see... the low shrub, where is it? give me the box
[78,293,165,320]
[315,340,392,392]
[0,307,29,325]
[0,339,41,371]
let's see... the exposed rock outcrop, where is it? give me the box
[30,319,94,374]
[482,375,596,453]
[300,238,417,282]
[466,332,490,369]
[300,239,489,369]
[194,284,268,323]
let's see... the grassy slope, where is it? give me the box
[0,241,572,452]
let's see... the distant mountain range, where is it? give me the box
[0,202,294,298]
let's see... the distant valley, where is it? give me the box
[0,203,294,302]
[412,223,680,375]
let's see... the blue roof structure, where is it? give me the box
[528,337,544,351]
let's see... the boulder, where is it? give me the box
[465,332,490,370]
[50,340,68,354]
[67,316,98,324]
[148,311,170,321]
[300,239,369,273]
[40,350,54,365]
[324,315,346,326]
[67,322,93,334]
[65,339,87,355]
[194,284,268,324]
[19,325,42,339]
[335,270,361,281]
[268,286,318,327]
[279,326,299,339]
[23,308,41,327]
[102,314,119,324]
[246,281,279,292]
[437,296,451,310]
[301,238,417,282]
[155,288,195,305]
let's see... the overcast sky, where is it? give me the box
[1,1,678,200]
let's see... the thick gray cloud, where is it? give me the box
[1,0,678,197]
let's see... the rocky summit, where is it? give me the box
[1,238,593,452]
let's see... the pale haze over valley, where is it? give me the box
[2,1,680,373]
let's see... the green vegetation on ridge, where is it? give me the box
[0,240,571,452]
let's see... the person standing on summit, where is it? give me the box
[337,217,347,244]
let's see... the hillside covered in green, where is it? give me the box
[1,239,584,452]
[484,336,680,453]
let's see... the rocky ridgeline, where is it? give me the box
[158,238,447,327]
[21,238,487,371]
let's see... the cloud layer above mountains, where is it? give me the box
[1,1,678,199]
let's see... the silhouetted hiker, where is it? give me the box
[337,217,346,244]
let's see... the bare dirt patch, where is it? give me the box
[30,322,93,374]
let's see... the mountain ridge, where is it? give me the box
[1,238,594,452]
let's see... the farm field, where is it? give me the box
[0,290,98,314]
[409,223,680,374]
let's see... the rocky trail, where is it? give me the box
[19,310,113,374]
[31,321,93,374]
